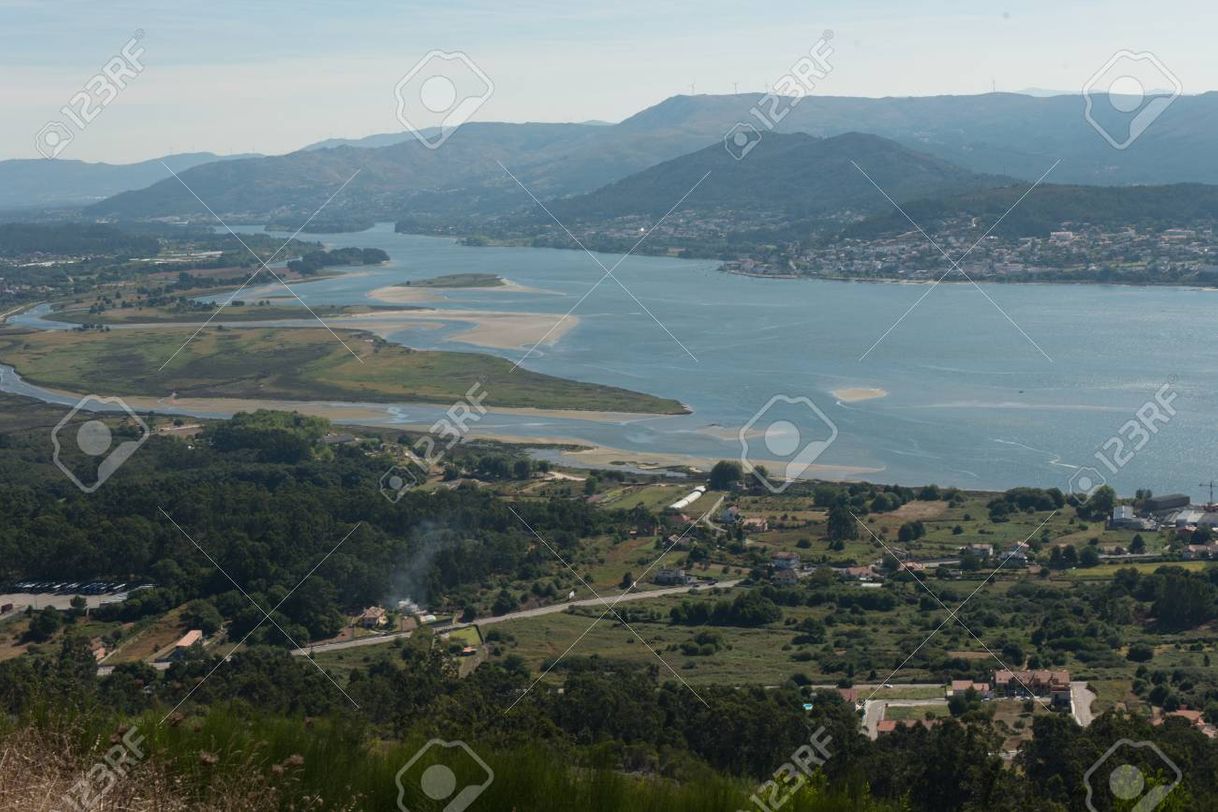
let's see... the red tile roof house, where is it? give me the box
[947,680,992,699]
[876,719,939,735]
[167,629,204,661]
[994,669,1071,708]
[175,629,203,649]
[1154,708,1217,737]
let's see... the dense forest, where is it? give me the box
[0,222,159,258]
[1,400,1217,809]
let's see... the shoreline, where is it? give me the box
[721,266,1218,290]
[0,371,879,483]
[0,370,689,424]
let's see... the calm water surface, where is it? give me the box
[11,223,1215,495]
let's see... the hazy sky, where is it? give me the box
[2,0,1213,163]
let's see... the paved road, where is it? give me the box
[1071,681,1097,727]
[290,579,743,656]
[94,580,743,674]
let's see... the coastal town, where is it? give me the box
[726,222,1218,284]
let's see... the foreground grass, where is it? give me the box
[0,710,896,812]
[0,326,686,413]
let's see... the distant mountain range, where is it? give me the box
[89,120,679,221]
[552,131,1012,222]
[617,92,1218,186]
[21,90,1218,226]
[0,152,256,212]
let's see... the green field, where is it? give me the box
[1061,560,1207,579]
[484,585,1026,687]
[884,703,950,721]
[398,273,504,288]
[0,326,686,413]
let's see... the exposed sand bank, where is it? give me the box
[332,308,579,350]
[833,387,888,402]
[365,285,441,304]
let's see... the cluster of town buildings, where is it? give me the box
[722,223,1218,283]
[1110,493,1218,558]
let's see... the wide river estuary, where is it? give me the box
[8,223,1215,496]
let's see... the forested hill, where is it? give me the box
[551,132,1012,221]
[844,182,1218,239]
[0,222,159,257]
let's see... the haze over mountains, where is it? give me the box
[551,131,1012,222]
[0,152,254,212]
[11,90,1218,225]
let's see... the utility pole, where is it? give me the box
[1202,481,1216,504]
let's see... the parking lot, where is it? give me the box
[1,580,144,612]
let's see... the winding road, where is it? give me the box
[290,579,742,656]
